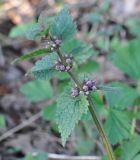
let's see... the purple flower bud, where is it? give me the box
[71,92,79,97]
[83,85,89,92]
[71,87,79,97]
[59,65,65,71]
[91,80,96,85]
[66,66,71,71]
[66,58,72,65]
[55,39,62,46]
[92,85,97,90]
[86,80,93,87]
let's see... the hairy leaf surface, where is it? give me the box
[32,53,58,80]
[56,89,88,145]
[51,7,76,40]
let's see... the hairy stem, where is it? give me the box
[56,49,115,160]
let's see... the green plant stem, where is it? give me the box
[56,49,115,160]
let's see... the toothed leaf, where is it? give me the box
[32,53,58,80]
[56,88,88,145]
[51,7,76,40]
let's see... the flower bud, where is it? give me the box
[92,85,97,90]
[59,65,65,71]
[83,85,89,92]
[66,66,71,71]
[86,80,93,87]
[66,58,72,65]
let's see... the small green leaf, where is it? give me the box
[56,88,88,145]
[51,7,76,40]
[0,114,6,128]
[26,23,42,40]
[111,39,140,80]
[32,53,58,80]
[20,80,53,102]
[121,136,140,160]
[60,38,84,55]
[42,104,56,121]
[104,82,138,109]
[12,48,51,64]
[9,21,35,38]
[105,108,130,144]
[79,60,99,73]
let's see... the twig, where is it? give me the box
[48,153,101,160]
[0,112,41,142]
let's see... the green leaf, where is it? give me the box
[126,18,140,37]
[20,80,53,102]
[12,48,51,64]
[111,39,140,80]
[60,38,84,55]
[56,88,88,145]
[60,38,97,63]
[105,108,130,144]
[32,53,58,80]
[42,104,56,121]
[121,136,140,160]
[26,23,42,40]
[0,114,6,128]
[133,154,140,160]
[51,7,76,40]
[104,82,138,109]
[74,125,95,155]
[9,21,35,38]
[78,60,99,73]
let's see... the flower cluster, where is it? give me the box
[71,78,97,97]
[55,54,73,72]
[47,37,62,51]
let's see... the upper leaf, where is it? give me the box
[32,53,58,80]
[56,88,88,145]
[111,39,140,80]
[51,7,76,40]
[105,108,130,144]
[20,80,53,102]
[104,82,138,109]
[12,48,51,64]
